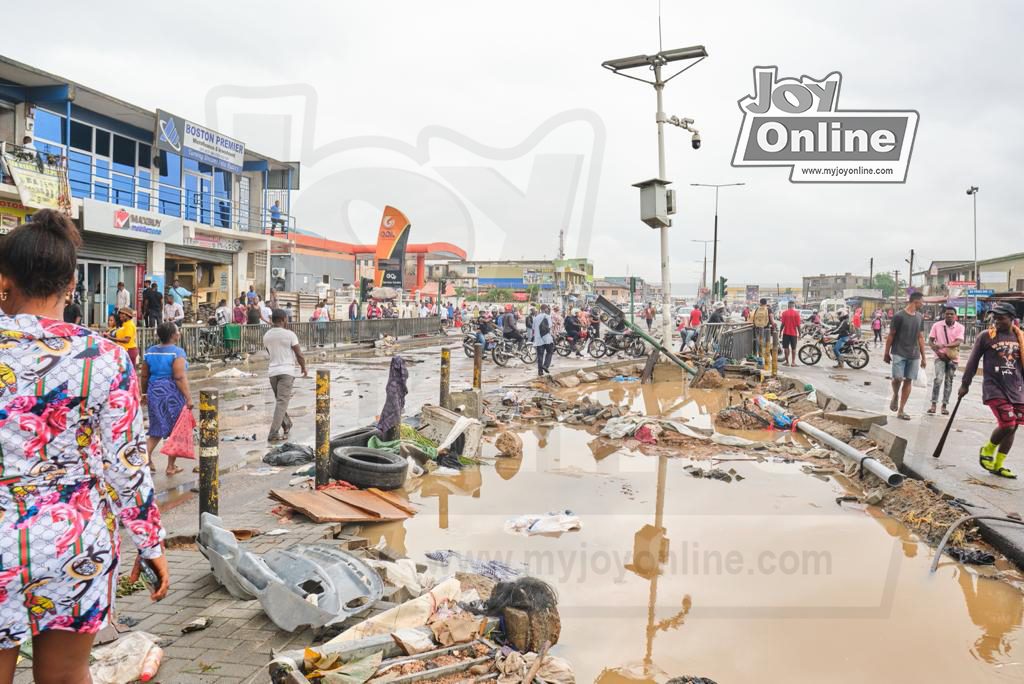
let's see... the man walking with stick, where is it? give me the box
[884,291,927,420]
[958,302,1024,479]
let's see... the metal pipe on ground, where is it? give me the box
[759,398,904,486]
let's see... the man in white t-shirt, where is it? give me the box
[214,299,230,326]
[162,294,184,324]
[263,308,308,442]
[259,300,273,325]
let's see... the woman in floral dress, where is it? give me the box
[0,210,169,683]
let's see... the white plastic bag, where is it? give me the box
[89,632,160,684]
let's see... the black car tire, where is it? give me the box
[329,426,382,451]
[330,447,408,490]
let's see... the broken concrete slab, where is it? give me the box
[447,388,481,419]
[823,409,888,430]
[869,423,908,469]
[815,388,848,412]
[575,369,600,383]
[419,404,484,458]
[556,375,581,388]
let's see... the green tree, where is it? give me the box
[526,285,540,301]
[871,273,905,298]
[484,288,512,303]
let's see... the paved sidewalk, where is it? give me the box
[780,349,1024,565]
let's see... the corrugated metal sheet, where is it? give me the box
[166,244,234,265]
[78,231,147,263]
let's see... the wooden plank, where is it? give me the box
[367,488,417,516]
[269,489,380,523]
[321,489,410,520]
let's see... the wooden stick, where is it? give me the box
[932,394,964,459]
[521,641,550,684]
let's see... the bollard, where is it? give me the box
[440,348,451,409]
[316,369,330,488]
[771,329,779,377]
[199,391,219,519]
[473,343,483,390]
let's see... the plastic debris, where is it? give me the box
[180,617,211,634]
[945,546,997,565]
[263,442,315,466]
[212,368,255,378]
[89,632,161,684]
[495,648,574,684]
[504,510,581,536]
[425,549,525,582]
[392,628,435,655]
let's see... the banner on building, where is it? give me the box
[746,284,760,302]
[374,206,411,288]
[155,109,246,173]
[2,150,71,212]
[0,199,33,234]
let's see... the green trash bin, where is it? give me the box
[223,324,241,357]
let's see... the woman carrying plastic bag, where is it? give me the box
[140,322,194,475]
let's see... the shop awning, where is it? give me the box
[166,245,234,265]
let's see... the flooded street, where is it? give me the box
[357,379,1024,682]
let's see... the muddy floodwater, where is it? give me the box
[362,379,1024,683]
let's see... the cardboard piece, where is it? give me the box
[267,490,410,524]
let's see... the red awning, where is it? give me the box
[417,281,456,296]
[512,292,528,301]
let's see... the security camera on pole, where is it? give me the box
[602,45,708,345]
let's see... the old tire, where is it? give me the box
[329,426,382,451]
[330,447,408,490]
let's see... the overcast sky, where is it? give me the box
[7,0,1022,287]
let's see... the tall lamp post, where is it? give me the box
[691,182,745,301]
[603,45,708,345]
[692,239,712,296]
[967,186,979,320]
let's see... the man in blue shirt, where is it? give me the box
[270,200,285,236]
[167,279,191,307]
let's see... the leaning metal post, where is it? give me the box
[473,343,483,389]
[316,369,330,488]
[199,391,219,520]
[440,348,451,409]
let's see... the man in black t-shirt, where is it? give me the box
[142,282,163,327]
[63,296,82,324]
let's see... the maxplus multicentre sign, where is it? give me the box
[732,67,919,183]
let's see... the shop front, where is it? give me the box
[0,198,33,234]
[80,198,183,326]
[166,231,241,322]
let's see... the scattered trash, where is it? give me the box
[264,529,290,536]
[504,510,581,536]
[305,649,383,684]
[89,632,161,684]
[116,615,139,628]
[222,433,258,442]
[429,612,483,646]
[667,677,719,684]
[425,549,525,582]
[197,513,383,631]
[611,375,638,382]
[494,647,574,684]
[710,433,759,447]
[945,546,997,565]
[293,463,316,477]
[212,368,255,378]
[376,356,409,436]
[501,390,519,405]
[269,486,414,523]
[251,466,281,476]
[684,465,736,482]
[263,442,315,466]
[181,617,211,634]
[392,628,435,655]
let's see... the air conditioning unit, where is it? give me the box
[271,268,286,279]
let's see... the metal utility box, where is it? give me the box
[632,178,673,228]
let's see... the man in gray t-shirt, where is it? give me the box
[883,292,927,419]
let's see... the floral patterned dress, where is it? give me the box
[0,314,164,649]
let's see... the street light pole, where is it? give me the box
[691,239,712,295]
[691,182,745,301]
[967,186,979,319]
[653,63,673,343]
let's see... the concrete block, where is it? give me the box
[869,423,908,469]
[502,606,561,653]
[815,389,848,412]
[418,404,484,459]
[447,388,482,419]
[576,370,600,383]
[824,409,888,430]
[556,375,580,388]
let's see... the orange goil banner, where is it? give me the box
[374,206,411,288]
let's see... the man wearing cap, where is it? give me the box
[107,307,139,366]
[959,302,1024,479]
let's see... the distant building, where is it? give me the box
[802,273,870,303]
[442,258,593,297]
[593,279,631,304]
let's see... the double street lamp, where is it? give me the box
[691,182,745,301]
[603,45,708,344]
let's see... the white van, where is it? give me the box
[819,298,846,322]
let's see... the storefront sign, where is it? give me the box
[0,199,32,234]
[185,233,241,251]
[83,198,184,244]
[155,109,245,173]
[947,280,976,287]
[2,151,71,211]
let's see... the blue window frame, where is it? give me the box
[34,109,66,144]
[68,151,92,199]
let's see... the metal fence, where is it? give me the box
[694,322,755,360]
[137,317,443,360]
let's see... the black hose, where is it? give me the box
[929,514,1024,573]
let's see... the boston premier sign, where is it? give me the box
[155,109,245,173]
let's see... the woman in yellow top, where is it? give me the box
[107,306,139,366]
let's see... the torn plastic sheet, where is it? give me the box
[197,513,382,631]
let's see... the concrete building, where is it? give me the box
[802,273,870,303]
[925,255,1024,296]
[0,55,296,324]
[593,279,631,304]
[441,258,593,297]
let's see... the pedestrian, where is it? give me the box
[269,200,286,235]
[564,309,583,356]
[852,307,863,333]
[643,303,654,332]
[0,209,168,678]
[167,278,191,306]
[871,311,883,347]
[551,305,564,337]
[107,306,139,366]
[214,298,230,326]
[162,294,184,325]
[742,305,751,321]
[752,298,773,357]
[780,300,802,366]
[883,291,927,420]
[142,281,163,327]
[533,303,555,376]
[959,302,1024,479]
[349,298,358,320]
[259,297,273,325]
[246,300,261,324]
[233,297,247,323]
[313,299,330,346]
[709,302,726,324]
[115,280,130,311]
[928,306,965,416]
[827,308,852,368]
[264,308,308,442]
[139,321,193,476]
[246,285,260,306]
[63,291,82,324]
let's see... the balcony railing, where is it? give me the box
[0,142,68,185]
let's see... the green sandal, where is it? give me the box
[992,466,1018,479]
[979,448,995,470]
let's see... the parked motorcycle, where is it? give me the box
[491,333,537,366]
[462,325,500,357]
[798,328,870,369]
[554,329,590,357]
[587,330,645,359]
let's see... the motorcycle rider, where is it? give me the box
[828,308,853,368]
[501,305,524,345]
[564,309,584,357]
[475,311,497,349]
